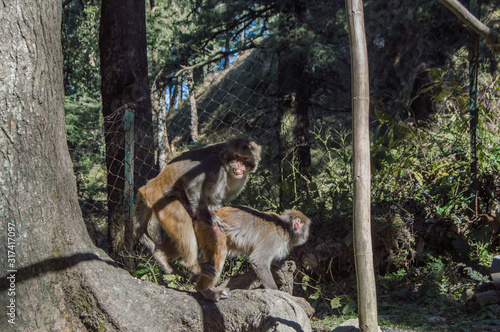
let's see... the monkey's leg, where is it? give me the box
[172,199,199,274]
[134,194,174,273]
[270,261,285,287]
[176,219,200,275]
[194,220,228,301]
[152,234,180,274]
[156,199,200,275]
[164,186,195,218]
[250,256,279,290]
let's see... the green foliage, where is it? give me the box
[468,242,495,270]
[298,269,359,317]
[476,304,500,323]
[372,67,500,221]
[134,256,188,289]
[133,256,162,285]
[423,255,461,295]
[330,295,357,316]
[219,256,253,283]
[64,96,106,223]
[65,97,104,168]
[146,0,272,90]
[313,128,353,216]
[62,1,101,98]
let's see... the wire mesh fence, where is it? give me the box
[73,46,355,251]
[67,2,500,272]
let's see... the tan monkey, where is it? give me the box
[194,206,312,301]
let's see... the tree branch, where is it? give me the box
[437,0,499,53]
[156,41,262,84]
[62,0,74,7]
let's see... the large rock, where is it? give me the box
[66,255,314,332]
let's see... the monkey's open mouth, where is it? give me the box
[233,169,244,176]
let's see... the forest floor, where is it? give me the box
[311,302,500,331]
[309,281,500,331]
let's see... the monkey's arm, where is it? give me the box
[171,173,221,226]
[163,185,195,217]
[196,197,222,226]
[192,169,226,226]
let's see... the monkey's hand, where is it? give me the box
[164,186,195,216]
[198,209,224,228]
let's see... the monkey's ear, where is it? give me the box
[293,217,303,231]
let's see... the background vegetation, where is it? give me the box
[62,0,499,330]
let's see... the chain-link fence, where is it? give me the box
[76,47,354,250]
[67,1,500,274]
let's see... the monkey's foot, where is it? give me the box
[198,288,228,302]
[153,250,174,274]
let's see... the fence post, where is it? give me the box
[124,108,135,259]
[346,0,378,330]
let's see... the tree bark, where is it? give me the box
[100,0,157,261]
[0,0,95,328]
[0,2,312,330]
[346,0,378,331]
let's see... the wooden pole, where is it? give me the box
[345,0,378,331]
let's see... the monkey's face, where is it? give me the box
[284,210,311,247]
[224,137,261,178]
[229,153,252,179]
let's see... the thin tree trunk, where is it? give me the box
[187,69,199,142]
[346,0,378,331]
[278,89,298,207]
[169,79,180,112]
[224,35,230,69]
[155,86,171,169]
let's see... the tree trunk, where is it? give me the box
[277,0,312,209]
[187,69,199,142]
[0,0,96,328]
[169,78,180,112]
[0,2,312,331]
[100,0,157,261]
[346,0,378,331]
[154,84,172,169]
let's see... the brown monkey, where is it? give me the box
[133,137,261,274]
[194,206,312,301]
